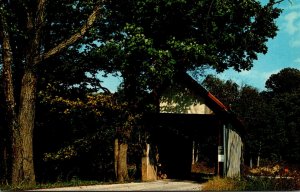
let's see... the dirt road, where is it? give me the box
[33,180,203,191]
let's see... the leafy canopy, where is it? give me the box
[266,68,300,94]
[96,0,281,76]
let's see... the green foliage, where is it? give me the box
[103,0,281,73]
[266,68,300,94]
[90,22,176,97]
[91,0,282,108]
[202,74,240,107]
[34,93,126,182]
[263,68,300,162]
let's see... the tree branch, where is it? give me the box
[272,0,285,5]
[35,0,47,40]
[0,2,17,118]
[35,2,102,65]
[26,0,47,66]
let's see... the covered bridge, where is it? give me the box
[142,72,245,181]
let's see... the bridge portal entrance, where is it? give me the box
[148,113,221,180]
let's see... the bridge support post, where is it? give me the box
[141,143,157,181]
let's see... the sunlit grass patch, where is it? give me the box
[202,176,244,191]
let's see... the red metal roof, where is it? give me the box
[207,92,229,112]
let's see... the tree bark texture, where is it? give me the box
[1,5,23,185]
[11,70,37,185]
[114,138,119,179]
[9,0,47,184]
[115,141,129,182]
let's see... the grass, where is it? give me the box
[202,162,300,191]
[203,175,300,191]
[0,179,111,191]
[202,176,244,191]
[35,179,107,189]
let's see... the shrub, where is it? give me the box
[202,177,245,191]
[244,176,299,191]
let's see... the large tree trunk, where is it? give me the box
[114,139,129,182]
[1,6,23,185]
[11,70,37,186]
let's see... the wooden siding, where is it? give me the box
[225,128,243,177]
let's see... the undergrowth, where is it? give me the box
[203,162,300,191]
[203,176,300,191]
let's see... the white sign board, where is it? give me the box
[218,154,224,162]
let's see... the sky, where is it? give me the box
[209,0,300,91]
[100,0,300,92]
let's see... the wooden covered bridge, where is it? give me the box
[142,72,245,181]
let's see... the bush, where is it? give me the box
[244,176,299,191]
[202,177,245,191]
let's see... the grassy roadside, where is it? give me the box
[203,175,300,191]
[0,179,111,191]
[201,161,300,191]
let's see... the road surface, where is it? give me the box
[33,179,203,191]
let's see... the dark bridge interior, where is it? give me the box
[147,113,222,179]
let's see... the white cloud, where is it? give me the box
[294,58,300,64]
[282,1,300,11]
[291,39,300,47]
[283,11,300,35]
[239,70,251,76]
[241,69,279,84]
[282,10,300,47]
[211,69,278,90]
[261,69,280,81]
[240,69,282,89]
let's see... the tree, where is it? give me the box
[202,74,240,108]
[104,0,281,72]
[95,0,282,97]
[266,68,300,94]
[201,74,285,166]
[269,92,300,162]
[264,68,300,163]
[0,0,103,186]
[91,0,282,180]
[236,68,300,164]
[237,85,273,166]
[35,93,128,182]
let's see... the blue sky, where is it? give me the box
[100,0,300,92]
[210,0,300,91]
